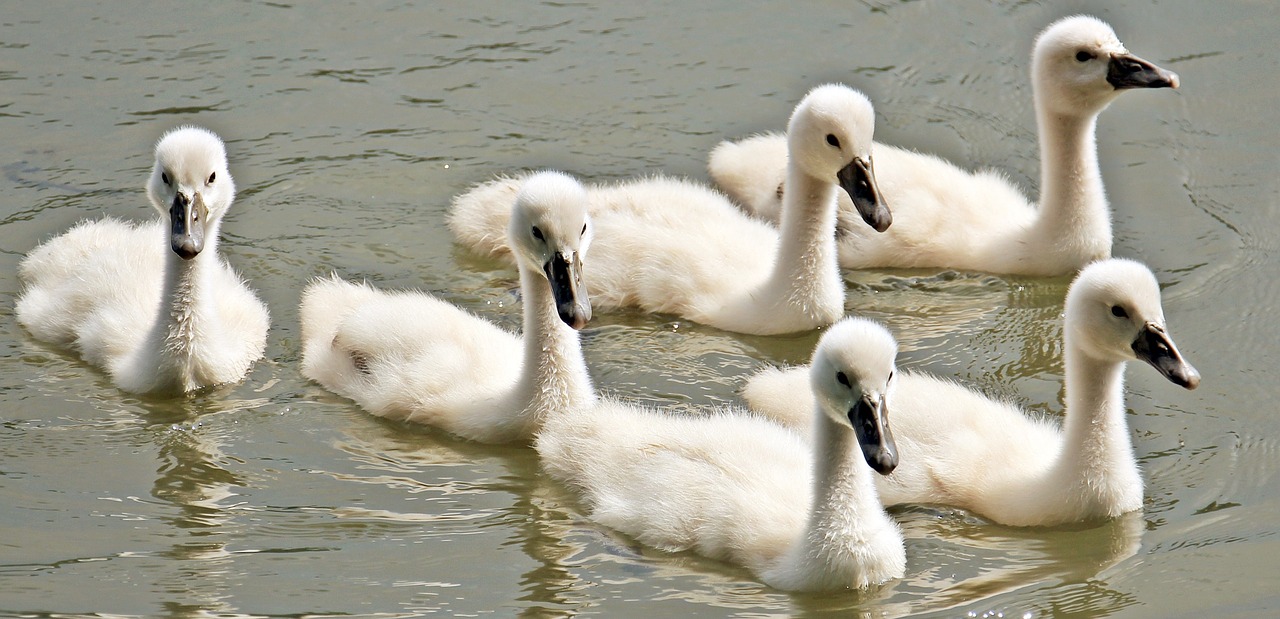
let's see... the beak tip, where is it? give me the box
[871,453,898,475]
[874,211,892,233]
[171,241,201,260]
[857,203,892,233]
[559,307,591,330]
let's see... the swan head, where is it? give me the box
[1032,16,1179,118]
[787,84,891,233]
[146,126,236,260]
[508,171,592,330]
[1066,258,1200,389]
[809,317,899,474]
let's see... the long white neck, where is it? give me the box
[1032,101,1112,264]
[806,412,881,549]
[766,410,901,590]
[516,265,595,436]
[145,226,223,392]
[1051,334,1142,518]
[766,161,845,325]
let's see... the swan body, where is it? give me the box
[300,171,595,443]
[449,84,890,335]
[16,126,268,393]
[536,317,904,591]
[708,16,1179,276]
[742,259,1200,526]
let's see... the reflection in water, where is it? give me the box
[140,396,264,619]
[892,509,1143,616]
[334,397,1148,617]
[329,415,639,615]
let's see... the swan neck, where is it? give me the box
[141,226,224,392]
[1034,105,1110,248]
[769,163,843,306]
[1059,336,1134,482]
[518,265,594,432]
[801,412,880,553]
[158,232,220,351]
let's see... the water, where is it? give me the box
[1,1,1276,616]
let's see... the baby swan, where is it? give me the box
[743,258,1199,527]
[708,15,1179,276]
[536,317,904,591]
[300,171,595,444]
[448,84,889,335]
[16,127,268,394]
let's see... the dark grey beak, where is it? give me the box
[544,251,591,330]
[170,192,206,260]
[849,393,898,475]
[1107,53,1180,90]
[1131,322,1200,389]
[836,157,891,233]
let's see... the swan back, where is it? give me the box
[1066,258,1199,387]
[1033,15,1179,117]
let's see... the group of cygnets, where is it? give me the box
[16,15,1203,591]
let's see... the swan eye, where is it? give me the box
[1075,51,1095,63]
[888,370,895,383]
[826,134,841,149]
[836,371,851,388]
[532,226,545,242]
[1111,305,1128,318]
[207,172,216,185]
[161,172,171,186]
[581,223,587,237]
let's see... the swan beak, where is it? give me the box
[1131,322,1200,389]
[849,393,898,475]
[545,251,591,330]
[1107,53,1180,90]
[170,192,207,260]
[837,157,892,233]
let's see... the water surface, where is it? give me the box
[2,1,1277,616]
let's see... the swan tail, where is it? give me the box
[707,132,787,222]
[740,365,813,432]
[446,173,530,263]
[299,274,383,389]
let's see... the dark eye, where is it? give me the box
[1111,305,1128,318]
[1075,51,1094,62]
[836,371,850,388]
[161,172,171,186]
[207,172,216,184]
[581,223,587,236]
[826,134,841,148]
[532,226,545,241]
[888,370,895,382]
